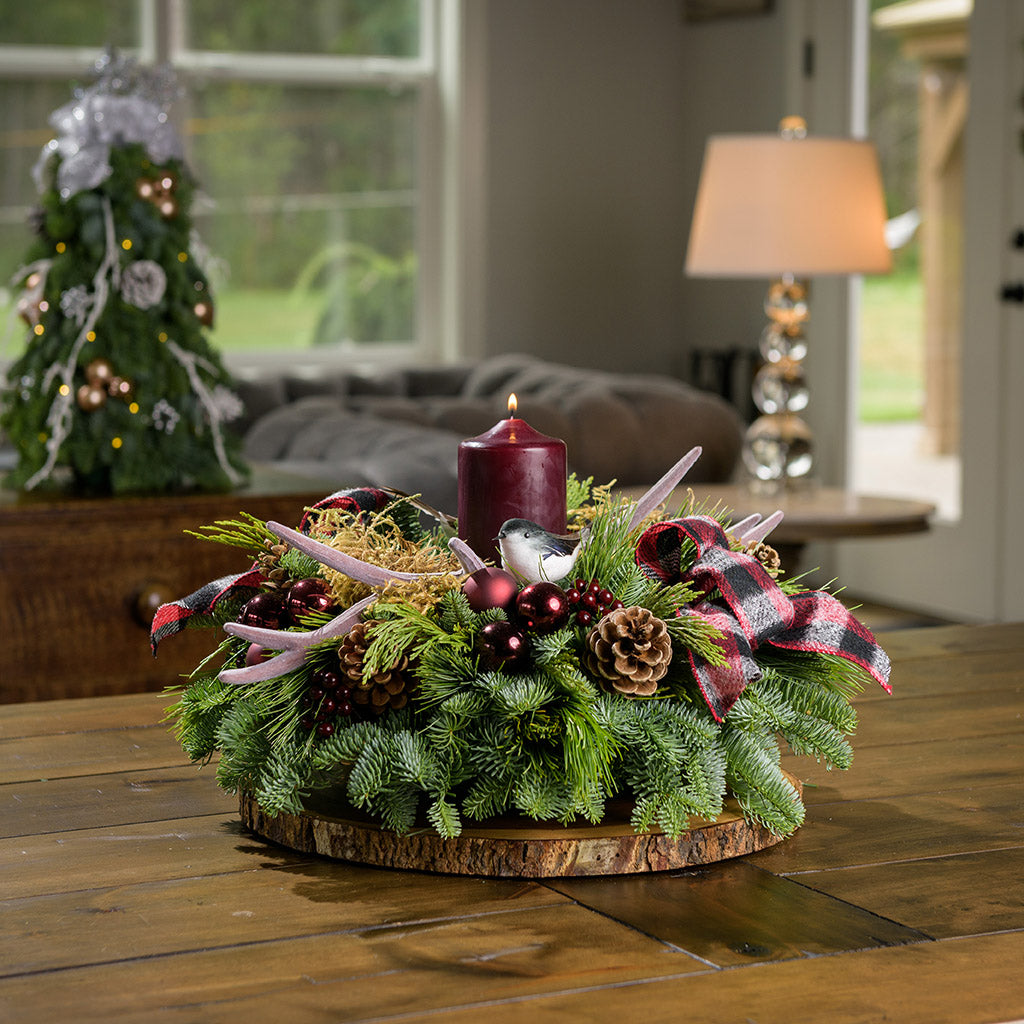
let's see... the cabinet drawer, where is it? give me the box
[0,473,334,702]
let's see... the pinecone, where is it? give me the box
[337,620,414,715]
[257,539,291,590]
[583,606,672,696]
[748,541,782,578]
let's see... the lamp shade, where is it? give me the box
[685,132,892,277]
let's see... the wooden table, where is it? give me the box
[2,623,1023,1022]
[619,482,936,569]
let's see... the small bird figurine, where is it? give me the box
[496,518,582,584]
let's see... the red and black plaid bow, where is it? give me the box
[635,515,891,721]
[150,487,391,653]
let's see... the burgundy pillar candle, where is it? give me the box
[458,395,567,564]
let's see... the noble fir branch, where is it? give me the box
[168,673,235,762]
[720,727,804,836]
[612,699,726,835]
[436,589,478,634]
[185,513,274,557]
[529,627,575,667]
[750,672,857,769]
[775,675,859,735]
[253,743,310,816]
[514,756,571,821]
[427,795,462,838]
[214,699,274,793]
[376,785,422,834]
[413,645,482,708]
[756,648,868,701]
[462,767,516,821]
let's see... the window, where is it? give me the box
[0,0,452,370]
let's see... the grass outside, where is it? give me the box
[858,269,923,422]
[212,288,325,350]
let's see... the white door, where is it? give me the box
[790,0,1019,622]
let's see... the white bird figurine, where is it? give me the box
[496,518,582,584]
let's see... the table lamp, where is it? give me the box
[685,116,891,485]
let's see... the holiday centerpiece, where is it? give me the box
[1,51,247,495]
[154,401,890,877]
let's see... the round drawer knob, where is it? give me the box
[133,582,175,626]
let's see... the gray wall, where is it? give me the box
[479,0,786,380]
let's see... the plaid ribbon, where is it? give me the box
[150,487,391,653]
[636,515,891,721]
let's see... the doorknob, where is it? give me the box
[1000,282,1024,303]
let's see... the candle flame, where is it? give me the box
[507,393,518,417]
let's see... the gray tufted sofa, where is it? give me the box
[235,353,744,514]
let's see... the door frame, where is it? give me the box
[784,0,1011,622]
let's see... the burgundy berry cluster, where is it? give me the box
[300,667,354,738]
[565,578,623,626]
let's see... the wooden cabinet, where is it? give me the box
[0,468,337,702]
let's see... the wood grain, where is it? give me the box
[792,846,1024,938]
[1,625,1022,1023]
[548,860,928,966]
[0,902,700,1024]
[750,782,1024,873]
[0,766,234,839]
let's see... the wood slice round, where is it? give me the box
[239,775,800,878]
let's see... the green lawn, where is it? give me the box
[211,288,325,350]
[858,270,924,422]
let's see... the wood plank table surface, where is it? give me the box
[2,623,1023,1022]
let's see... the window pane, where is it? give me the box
[0,79,78,283]
[184,0,421,58]
[184,79,418,349]
[0,1,140,48]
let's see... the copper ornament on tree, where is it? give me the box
[76,384,107,411]
[85,358,114,386]
[193,299,214,327]
[137,171,179,219]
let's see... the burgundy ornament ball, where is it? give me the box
[478,620,526,670]
[245,643,268,666]
[462,566,519,612]
[515,582,570,633]
[238,591,286,629]
[287,578,333,619]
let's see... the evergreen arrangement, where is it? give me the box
[1,52,248,495]
[158,467,891,841]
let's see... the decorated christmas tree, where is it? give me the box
[1,52,248,495]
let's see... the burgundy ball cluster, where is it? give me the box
[565,578,623,626]
[462,567,620,672]
[237,578,334,630]
[300,667,355,738]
